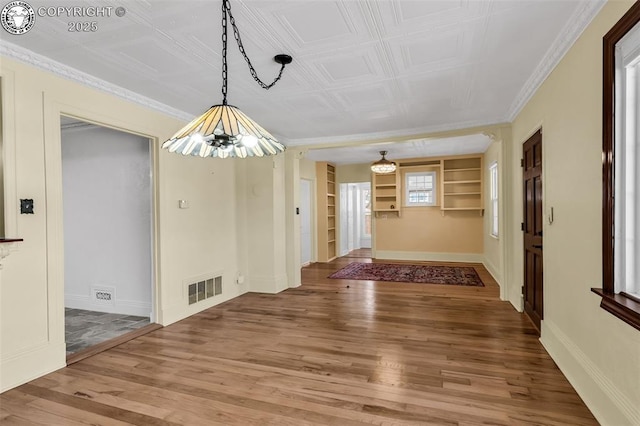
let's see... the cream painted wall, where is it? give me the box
[0,57,246,392]
[0,81,5,238]
[375,164,483,261]
[376,209,483,258]
[285,151,302,288]
[300,157,316,181]
[483,140,502,287]
[244,156,288,293]
[336,163,371,183]
[509,1,640,424]
[298,157,316,264]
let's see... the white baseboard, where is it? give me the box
[540,320,639,426]
[160,291,242,326]
[482,258,505,300]
[374,250,484,264]
[482,258,501,285]
[248,273,289,294]
[65,294,151,317]
[0,341,66,392]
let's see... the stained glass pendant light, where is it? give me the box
[371,151,397,174]
[162,0,292,159]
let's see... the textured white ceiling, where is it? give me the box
[3,0,603,151]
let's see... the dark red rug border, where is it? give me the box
[328,262,484,287]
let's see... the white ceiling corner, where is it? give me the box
[0,0,606,161]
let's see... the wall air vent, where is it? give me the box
[92,287,115,305]
[187,276,222,305]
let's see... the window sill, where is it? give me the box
[591,288,640,331]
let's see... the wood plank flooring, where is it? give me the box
[0,258,597,425]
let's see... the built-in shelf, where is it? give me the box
[372,168,401,216]
[443,180,481,184]
[441,156,483,211]
[444,192,482,196]
[444,167,481,172]
[316,162,337,262]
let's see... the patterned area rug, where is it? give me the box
[328,262,484,286]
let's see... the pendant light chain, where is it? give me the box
[222,0,287,92]
[221,0,229,105]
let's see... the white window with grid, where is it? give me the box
[404,171,436,206]
[489,162,499,238]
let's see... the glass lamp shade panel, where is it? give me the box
[371,160,397,174]
[161,104,285,158]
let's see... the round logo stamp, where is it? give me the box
[1,1,35,35]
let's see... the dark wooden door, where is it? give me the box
[523,130,543,334]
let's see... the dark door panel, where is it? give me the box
[523,130,543,334]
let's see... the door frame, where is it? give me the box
[43,100,161,356]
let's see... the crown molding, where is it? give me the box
[0,41,193,123]
[505,0,606,122]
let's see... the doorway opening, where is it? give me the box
[339,182,372,257]
[61,116,155,357]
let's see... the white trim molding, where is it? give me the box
[374,251,484,264]
[482,258,502,288]
[0,341,66,392]
[506,0,606,121]
[249,273,289,294]
[64,294,152,318]
[540,320,640,426]
[0,41,192,123]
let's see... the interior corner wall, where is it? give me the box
[61,125,151,317]
[284,151,302,288]
[244,156,288,294]
[509,1,639,424]
[483,140,502,288]
[0,56,244,392]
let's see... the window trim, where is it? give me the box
[404,171,436,207]
[489,162,498,238]
[593,1,640,331]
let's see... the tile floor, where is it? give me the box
[65,308,150,355]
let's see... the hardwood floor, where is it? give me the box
[344,248,372,258]
[0,258,597,425]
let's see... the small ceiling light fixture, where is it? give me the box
[162,0,292,159]
[371,151,397,174]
